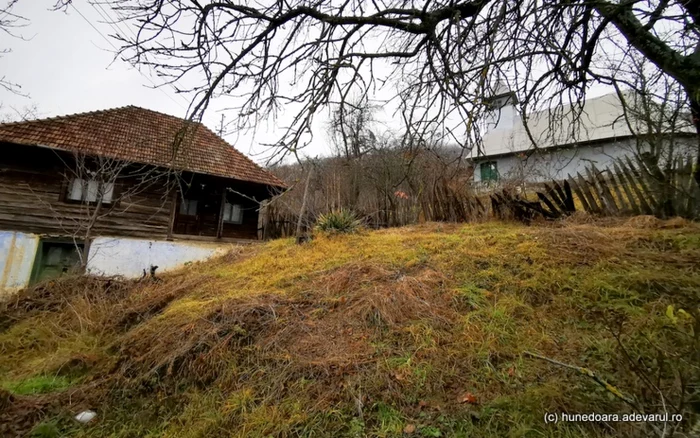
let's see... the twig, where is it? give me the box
[523,351,638,409]
[524,352,667,438]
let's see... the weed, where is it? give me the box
[315,209,363,234]
[2,375,75,395]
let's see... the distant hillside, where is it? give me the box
[1,217,699,437]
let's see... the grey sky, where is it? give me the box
[1,1,336,163]
[2,2,622,166]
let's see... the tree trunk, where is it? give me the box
[687,89,700,187]
[295,166,313,244]
[80,200,103,270]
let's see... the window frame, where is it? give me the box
[222,202,243,224]
[179,198,199,216]
[65,177,115,205]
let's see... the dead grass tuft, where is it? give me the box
[112,263,455,383]
[624,214,662,228]
[263,265,454,370]
[560,210,596,224]
[0,276,133,331]
[659,216,692,228]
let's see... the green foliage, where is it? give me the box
[374,402,404,436]
[420,425,442,437]
[29,421,61,438]
[315,209,363,233]
[2,375,74,395]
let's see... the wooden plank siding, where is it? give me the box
[0,146,172,238]
[0,144,268,241]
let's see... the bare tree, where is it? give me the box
[608,54,697,217]
[0,103,39,123]
[0,0,29,96]
[328,98,379,208]
[43,151,171,269]
[329,98,378,161]
[46,1,700,187]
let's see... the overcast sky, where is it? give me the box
[1,1,338,163]
[2,2,621,166]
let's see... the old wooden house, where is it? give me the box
[0,106,285,296]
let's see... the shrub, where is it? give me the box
[315,209,362,233]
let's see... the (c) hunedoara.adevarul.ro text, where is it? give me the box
[543,412,683,424]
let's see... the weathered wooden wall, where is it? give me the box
[0,144,269,241]
[0,145,172,238]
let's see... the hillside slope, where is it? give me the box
[1,218,699,437]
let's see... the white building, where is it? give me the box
[469,86,697,184]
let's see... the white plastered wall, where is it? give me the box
[86,237,232,278]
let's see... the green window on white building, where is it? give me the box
[480,161,499,182]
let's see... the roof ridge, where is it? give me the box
[0,105,286,188]
[195,122,271,171]
[0,105,141,127]
[0,105,199,128]
[121,105,195,124]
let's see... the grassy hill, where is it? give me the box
[1,218,699,437]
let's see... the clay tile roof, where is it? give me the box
[0,106,285,188]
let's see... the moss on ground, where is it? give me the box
[1,217,699,437]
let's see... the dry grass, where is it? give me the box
[1,217,699,437]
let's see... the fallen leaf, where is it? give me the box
[418,400,428,408]
[507,366,515,377]
[459,392,477,404]
[403,424,416,434]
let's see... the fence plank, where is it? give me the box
[577,172,601,213]
[544,182,567,213]
[624,156,658,212]
[612,161,639,215]
[671,157,684,217]
[568,176,591,213]
[682,156,700,217]
[537,191,561,217]
[617,158,653,215]
[553,180,569,207]
[591,164,620,214]
[606,166,630,213]
[585,167,615,214]
[560,180,576,212]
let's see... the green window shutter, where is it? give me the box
[480,161,499,182]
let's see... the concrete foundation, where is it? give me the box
[86,237,231,278]
[0,231,40,298]
[0,232,235,297]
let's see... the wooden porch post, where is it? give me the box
[167,185,177,241]
[217,188,226,239]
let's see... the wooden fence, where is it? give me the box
[262,156,699,239]
[491,156,700,221]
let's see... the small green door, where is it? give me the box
[30,241,84,284]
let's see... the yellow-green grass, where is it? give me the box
[1,217,698,437]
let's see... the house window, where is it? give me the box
[67,178,114,203]
[179,199,198,216]
[480,161,499,182]
[222,202,243,224]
